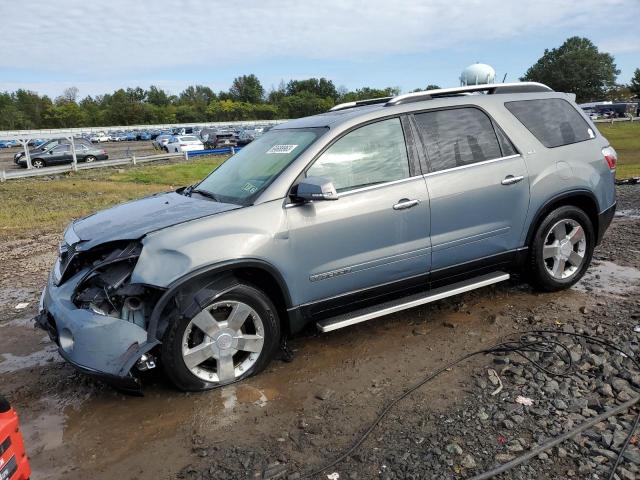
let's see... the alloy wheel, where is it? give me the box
[181,300,265,384]
[542,218,587,280]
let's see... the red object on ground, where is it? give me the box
[0,396,31,480]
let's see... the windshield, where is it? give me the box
[194,127,325,205]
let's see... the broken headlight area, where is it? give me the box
[72,242,163,331]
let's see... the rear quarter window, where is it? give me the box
[505,98,595,148]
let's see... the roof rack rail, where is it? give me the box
[385,82,553,107]
[330,96,394,112]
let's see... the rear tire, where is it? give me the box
[85,155,96,163]
[528,205,594,292]
[161,283,281,392]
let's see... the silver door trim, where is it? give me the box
[423,154,522,178]
[338,174,424,197]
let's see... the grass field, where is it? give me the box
[0,156,226,240]
[598,121,640,179]
[0,123,638,240]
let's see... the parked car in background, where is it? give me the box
[202,131,237,149]
[237,129,259,146]
[90,133,110,143]
[18,143,108,168]
[125,132,137,141]
[139,131,152,141]
[27,138,46,147]
[0,140,17,148]
[153,134,173,150]
[113,133,128,142]
[0,395,31,480]
[165,135,204,153]
[14,137,93,163]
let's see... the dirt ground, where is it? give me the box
[0,186,639,480]
[0,141,157,171]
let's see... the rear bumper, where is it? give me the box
[596,202,616,245]
[35,269,156,394]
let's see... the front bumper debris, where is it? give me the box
[36,268,156,394]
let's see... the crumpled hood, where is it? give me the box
[72,191,240,249]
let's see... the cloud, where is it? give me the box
[1,0,637,78]
[598,35,640,54]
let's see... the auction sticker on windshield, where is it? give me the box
[267,144,297,154]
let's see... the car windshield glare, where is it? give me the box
[195,127,325,205]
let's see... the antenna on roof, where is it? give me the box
[502,73,507,83]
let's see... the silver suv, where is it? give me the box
[36,83,617,392]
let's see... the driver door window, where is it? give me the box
[307,118,410,192]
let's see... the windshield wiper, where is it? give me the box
[191,188,221,202]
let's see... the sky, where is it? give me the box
[0,0,638,99]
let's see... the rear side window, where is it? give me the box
[505,98,594,148]
[413,107,502,172]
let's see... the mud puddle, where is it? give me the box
[575,260,640,296]
[615,208,640,220]
[0,345,61,373]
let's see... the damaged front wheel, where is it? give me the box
[161,283,281,391]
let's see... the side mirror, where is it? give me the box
[291,176,339,202]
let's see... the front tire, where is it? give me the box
[161,283,281,392]
[529,205,594,292]
[32,159,46,168]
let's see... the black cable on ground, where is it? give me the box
[468,396,640,480]
[300,328,640,480]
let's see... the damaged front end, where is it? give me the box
[36,237,165,393]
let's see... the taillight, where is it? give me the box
[602,146,617,170]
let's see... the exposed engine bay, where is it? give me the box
[68,242,162,332]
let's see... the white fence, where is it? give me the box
[1,151,186,182]
[593,117,640,124]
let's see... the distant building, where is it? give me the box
[460,63,496,86]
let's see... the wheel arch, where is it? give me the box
[525,189,600,248]
[146,259,293,343]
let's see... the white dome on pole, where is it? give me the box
[460,63,496,86]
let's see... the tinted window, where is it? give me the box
[307,118,410,192]
[51,145,69,153]
[414,108,502,172]
[505,98,594,148]
[494,124,518,156]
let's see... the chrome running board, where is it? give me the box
[316,271,510,333]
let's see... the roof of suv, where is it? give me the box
[274,82,558,130]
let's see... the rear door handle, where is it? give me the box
[501,175,524,186]
[393,198,420,210]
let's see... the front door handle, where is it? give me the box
[501,175,524,186]
[393,198,420,210]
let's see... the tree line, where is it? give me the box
[0,77,404,130]
[0,37,638,130]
